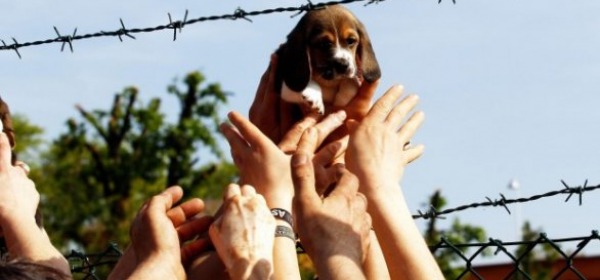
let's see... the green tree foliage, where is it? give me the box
[11,114,45,164]
[424,190,488,279]
[33,71,238,253]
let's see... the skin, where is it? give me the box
[209,184,276,280]
[109,186,213,280]
[248,54,377,151]
[248,53,388,279]
[291,127,372,280]
[345,85,444,279]
[0,132,70,277]
[221,110,347,280]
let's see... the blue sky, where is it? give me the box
[2,0,600,263]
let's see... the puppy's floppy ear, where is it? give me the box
[356,20,381,83]
[276,19,311,92]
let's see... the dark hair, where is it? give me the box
[0,259,70,280]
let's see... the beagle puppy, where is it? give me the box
[276,5,380,114]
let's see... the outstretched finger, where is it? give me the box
[220,122,249,151]
[291,151,319,209]
[364,85,405,123]
[250,54,278,118]
[177,215,214,243]
[240,184,257,197]
[385,94,419,128]
[227,111,273,149]
[157,186,184,211]
[278,113,320,153]
[313,110,347,147]
[313,136,347,167]
[397,111,425,144]
[167,198,205,227]
[224,184,242,201]
[405,144,425,164]
[343,79,380,121]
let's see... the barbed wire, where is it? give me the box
[0,0,455,59]
[413,180,599,220]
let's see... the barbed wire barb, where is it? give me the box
[168,10,189,41]
[563,179,586,205]
[364,0,386,6]
[293,0,322,18]
[417,204,446,220]
[485,193,511,214]
[116,18,136,42]
[53,26,77,53]
[231,8,253,22]
[1,38,22,59]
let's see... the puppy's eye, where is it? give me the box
[319,41,333,49]
[346,38,357,46]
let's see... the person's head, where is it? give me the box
[0,259,70,280]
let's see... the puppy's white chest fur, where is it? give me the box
[281,78,359,114]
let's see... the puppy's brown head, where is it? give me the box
[276,5,380,93]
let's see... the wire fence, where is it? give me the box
[432,230,600,279]
[0,181,597,279]
[3,0,596,278]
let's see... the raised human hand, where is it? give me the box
[345,85,424,196]
[291,128,371,280]
[209,184,275,280]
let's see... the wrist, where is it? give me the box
[263,192,293,211]
[131,257,185,280]
[229,256,273,280]
[361,179,402,201]
[315,254,366,280]
[0,211,36,227]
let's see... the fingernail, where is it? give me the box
[292,154,308,167]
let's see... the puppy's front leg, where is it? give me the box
[282,80,325,115]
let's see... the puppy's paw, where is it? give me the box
[302,80,325,115]
[302,92,325,115]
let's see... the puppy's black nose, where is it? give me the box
[333,60,350,74]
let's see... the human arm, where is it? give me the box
[221,110,347,280]
[0,131,70,277]
[209,184,275,280]
[363,231,390,280]
[345,85,443,279]
[291,128,372,280]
